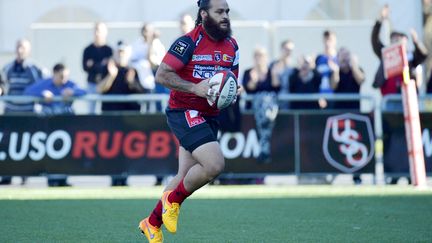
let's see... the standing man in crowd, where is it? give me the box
[99,41,145,112]
[131,23,166,114]
[372,5,428,111]
[331,47,365,185]
[1,39,43,113]
[0,38,43,185]
[423,0,432,94]
[131,23,155,92]
[138,0,239,242]
[82,22,113,114]
[373,5,428,184]
[332,47,365,111]
[0,69,4,96]
[270,39,295,110]
[289,55,322,110]
[315,30,338,109]
[179,14,195,35]
[243,47,279,163]
[98,41,146,187]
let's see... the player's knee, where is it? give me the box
[204,159,225,179]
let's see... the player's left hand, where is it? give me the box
[236,84,243,97]
[232,84,243,104]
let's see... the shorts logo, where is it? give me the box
[185,110,206,128]
[322,113,375,173]
[214,51,222,62]
[223,54,233,63]
[172,40,189,56]
[192,55,213,62]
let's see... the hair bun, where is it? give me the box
[197,0,201,7]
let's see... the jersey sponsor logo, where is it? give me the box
[192,55,213,62]
[184,110,206,128]
[322,113,375,173]
[214,51,222,62]
[223,54,234,63]
[192,65,230,79]
[172,40,189,56]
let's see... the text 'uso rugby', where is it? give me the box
[207,70,237,110]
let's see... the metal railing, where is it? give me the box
[0,94,170,114]
[241,93,375,111]
[381,94,432,112]
[0,93,377,112]
[0,94,169,103]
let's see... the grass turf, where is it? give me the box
[0,186,431,242]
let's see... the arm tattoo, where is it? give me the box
[156,63,195,94]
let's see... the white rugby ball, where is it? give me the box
[207,70,238,110]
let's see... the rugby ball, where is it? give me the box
[207,70,238,110]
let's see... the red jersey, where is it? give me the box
[381,75,402,96]
[162,25,239,116]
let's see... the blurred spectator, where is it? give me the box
[424,0,432,93]
[0,70,4,96]
[372,5,428,111]
[132,23,166,73]
[98,41,145,112]
[131,23,167,113]
[24,63,86,115]
[131,23,163,90]
[1,39,43,113]
[131,24,167,182]
[374,5,428,185]
[24,63,86,187]
[289,55,322,109]
[315,30,338,109]
[98,41,146,187]
[244,47,279,163]
[332,47,366,185]
[424,0,432,25]
[270,40,296,110]
[332,47,365,110]
[82,22,113,114]
[0,38,43,185]
[149,28,168,113]
[180,14,195,34]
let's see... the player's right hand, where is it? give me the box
[193,78,220,99]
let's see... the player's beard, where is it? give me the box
[202,15,232,41]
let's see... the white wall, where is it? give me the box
[0,0,423,52]
[0,0,424,110]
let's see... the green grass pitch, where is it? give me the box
[0,186,431,242]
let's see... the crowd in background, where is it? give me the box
[1,3,432,186]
